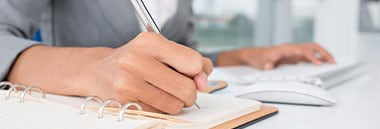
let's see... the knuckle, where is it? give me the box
[132,34,151,47]
[136,32,158,40]
[267,54,279,62]
[204,58,212,67]
[118,53,137,71]
[187,52,203,75]
[133,32,163,48]
[112,80,127,93]
[112,81,133,101]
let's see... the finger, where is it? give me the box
[313,44,336,64]
[263,63,274,70]
[202,57,213,75]
[157,41,204,77]
[114,71,185,114]
[119,54,197,108]
[242,49,277,70]
[269,45,301,67]
[194,58,212,91]
[277,56,303,64]
[245,59,266,70]
[135,82,185,114]
[243,56,262,69]
[194,72,208,91]
[262,50,284,70]
[246,56,277,70]
[302,50,323,65]
[132,32,204,77]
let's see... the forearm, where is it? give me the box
[7,45,112,96]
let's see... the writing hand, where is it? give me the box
[8,32,212,114]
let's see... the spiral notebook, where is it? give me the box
[0,82,278,129]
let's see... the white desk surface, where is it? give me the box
[245,64,380,129]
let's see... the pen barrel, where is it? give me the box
[130,0,161,34]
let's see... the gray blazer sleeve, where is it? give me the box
[0,0,50,80]
[161,0,219,66]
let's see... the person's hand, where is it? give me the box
[8,32,213,114]
[217,43,335,69]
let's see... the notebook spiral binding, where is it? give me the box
[1,81,46,102]
[80,96,143,121]
[1,81,143,122]
[79,96,143,122]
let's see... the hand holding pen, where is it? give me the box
[130,0,212,110]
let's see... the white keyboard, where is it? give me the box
[217,59,366,88]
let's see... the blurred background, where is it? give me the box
[191,0,380,64]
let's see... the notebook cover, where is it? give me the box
[211,105,279,129]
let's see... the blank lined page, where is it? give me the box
[168,93,261,128]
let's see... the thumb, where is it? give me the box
[193,72,208,91]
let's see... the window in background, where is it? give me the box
[359,0,380,32]
[192,0,258,52]
[366,1,380,29]
[291,0,318,43]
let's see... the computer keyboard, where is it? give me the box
[229,59,366,88]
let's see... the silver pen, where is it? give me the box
[130,0,201,109]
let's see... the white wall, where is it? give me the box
[315,0,360,59]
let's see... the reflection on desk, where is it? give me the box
[247,72,380,129]
[210,59,365,106]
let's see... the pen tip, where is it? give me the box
[194,103,201,109]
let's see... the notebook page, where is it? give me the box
[0,91,161,129]
[38,92,261,128]
[167,93,261,128]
